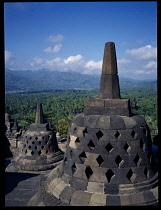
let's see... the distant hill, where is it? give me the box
[5,68,157,93]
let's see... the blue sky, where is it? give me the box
[4,2,157,80]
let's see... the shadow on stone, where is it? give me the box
[5,172,40,195]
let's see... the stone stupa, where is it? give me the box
[7,103,64,172]
[28,42,158,205]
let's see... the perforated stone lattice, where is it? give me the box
[22,135,53,156]
[64,119,154,185]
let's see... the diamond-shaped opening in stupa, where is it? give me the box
[85,166,93,179]
[96,155,104,166]
[114,131,121,139]
[88,140,95,149]
[105,143,113,153]
[105,169,115,183]
[115,155,123,167]
[133,154,141,166]
[79,151,87,164]
[126,169,136,183]
[96,130,103,140]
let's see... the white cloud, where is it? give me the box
[118,58,131,64]
[46,34,64,43]
[144,61,157,69]
[64,55,83,64]
[85,60,102,69]
[43,43,62,53]
[5,50,16,68]
[126,45,157,60]
[31,55,85,72]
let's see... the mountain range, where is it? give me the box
[5,68,157,92]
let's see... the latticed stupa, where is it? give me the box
[9,103,64,172]
[29,42,158,206]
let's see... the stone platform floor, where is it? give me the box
[5,158,43,206]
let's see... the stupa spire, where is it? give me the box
[99,42,121,99]
[35,103,44,124]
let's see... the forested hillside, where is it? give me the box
[5,86,157,138]
[5,68,155,92]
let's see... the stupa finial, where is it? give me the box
[98,42,121,99]
[35,103,44,124]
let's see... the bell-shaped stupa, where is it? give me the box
[28,42,158,206]
[9,103,64,172]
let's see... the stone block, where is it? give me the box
[59,186,76,205]
[72,114,84,126]
[98,74,120,99]
[49,178,61,188]
[129,140,143,154]
[104,184,119,194]
[106,195,121,206]
[84,98,104,107]
[104,98,130,108]
[61,172,72,185]
[132,115,147,128]
[120,194,131,205]
[150,187,158,200]
[89,193,106,206]
[117,129,135,142]
[83,152,100,167]
[95,115,111,129]
[143,191,158,205]
[98,130,118,142]
[84,128,99,141]
[72,163,87,180]
[69,177,88,190]
[110,115,126,130]
[83,115,100,128]
[89,166,108,183]
[87,181,104,193]
[52,180,68,199]
[70,190,92,206]
[103,155,118,168]
[75,126,87,138]
[84,106,130,117]
[128,192,145,205]
[123,116,137,129]
[69,135,78,149]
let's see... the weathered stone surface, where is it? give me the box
[70,190,92,206]
[102,42,118,75]
[83,115,100,128]
[110,115,126,130]
[35,103,44,124]
[104,184,119,194]
[84,106,130,116]
[89,193,106,206]
[95,115,111,129]
[120,194,131,205]
[106,195,121,206]
[59,186,76,205]
[69,177,88,191]
[99,74,120,99]
[128,192,145,205]
[87,181,104,193]
[84,98,104,107]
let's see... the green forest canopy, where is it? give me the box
[5,88,157,138]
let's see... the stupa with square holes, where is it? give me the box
[28,42,158,205]
[7,103,64,172]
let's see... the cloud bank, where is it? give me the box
[5,43,157,80]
